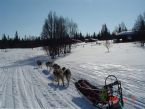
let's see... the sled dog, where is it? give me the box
[53,68,64,86]
[36,60,42,68]
[45,61,53,71]
[52,63,60,69]
[62,67,71,86]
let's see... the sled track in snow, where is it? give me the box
[31,68,77,109]
[0,68,10,108]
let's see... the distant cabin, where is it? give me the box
[115,31,137,42]
[71,39,82,43]
[85,38,98,43]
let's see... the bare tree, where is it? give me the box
[104,40,111,52]
[113,22,127,34]
[41,11,78,58]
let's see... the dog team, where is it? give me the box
[36,60,71,86]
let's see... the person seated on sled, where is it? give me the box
[99,87,109,104]
[77,80,107,105]
[88,87,109,105]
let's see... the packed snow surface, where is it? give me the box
[0,42,145,109]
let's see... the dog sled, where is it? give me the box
[75,75,124,109]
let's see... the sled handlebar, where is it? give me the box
[104,80,120,88]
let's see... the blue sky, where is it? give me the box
[0,0,145,37]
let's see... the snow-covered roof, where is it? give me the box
[72,39,82,42]
[90,38,98,41]
[116,31,135,36]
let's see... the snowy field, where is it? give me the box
[0,42,145,109]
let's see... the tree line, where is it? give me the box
[0,11,145,53]
[0,31,42,49]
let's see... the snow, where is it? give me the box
[0,42,145,109]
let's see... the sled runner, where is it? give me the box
[75,75,124,109]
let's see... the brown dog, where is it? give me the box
[62,67,71,86]
[53,68,64,86]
